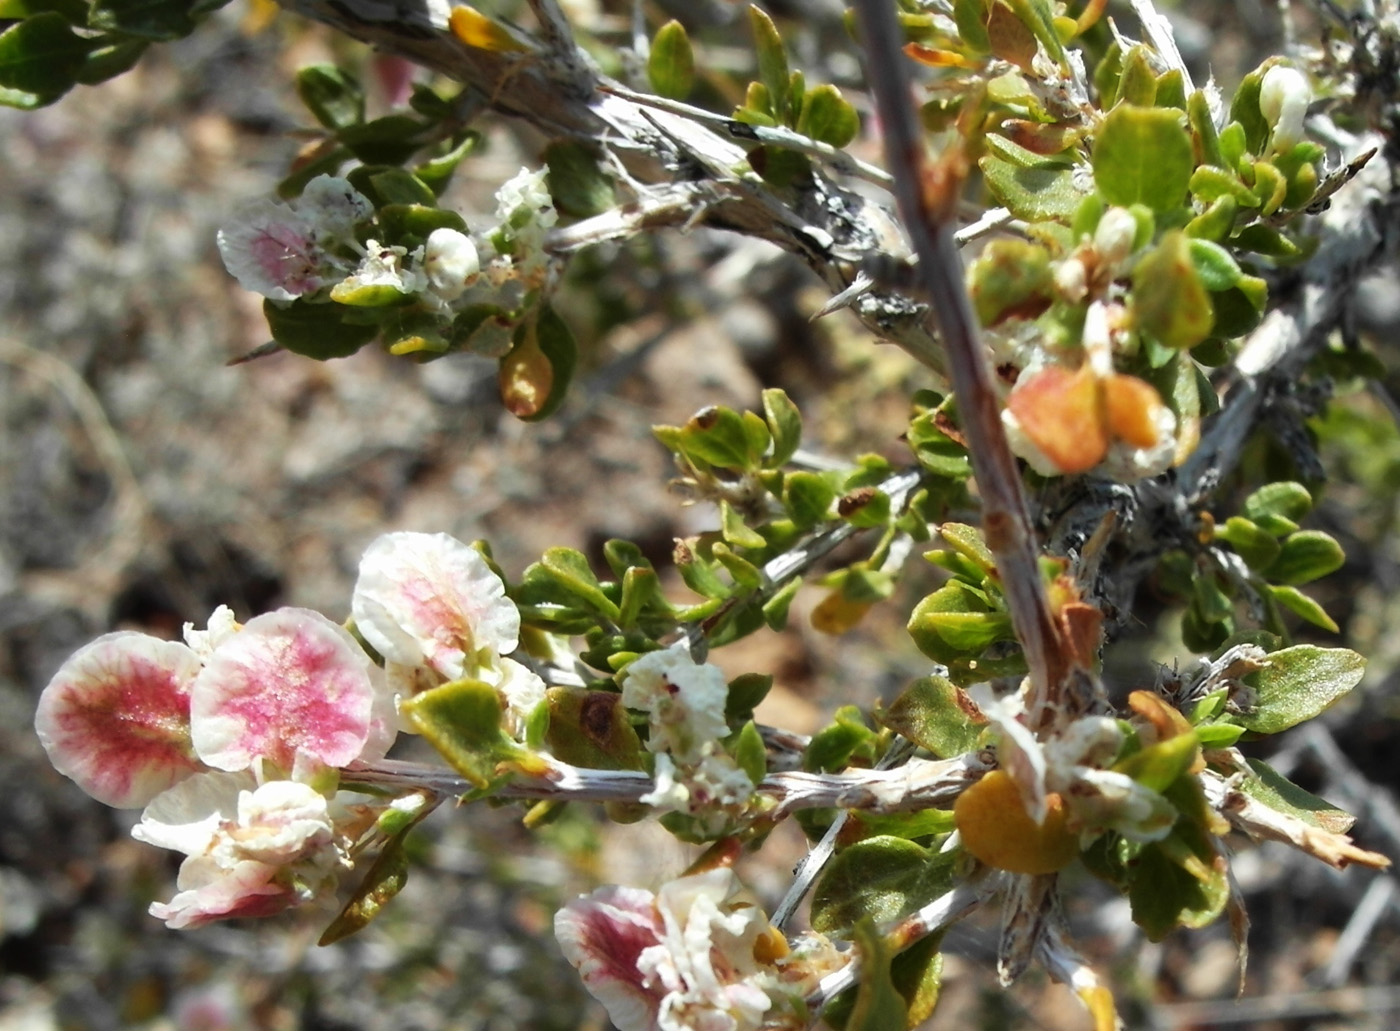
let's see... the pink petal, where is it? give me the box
[35,632,203,808]
[555,886,665,1031]
[352,532,519,680]
[190,609,376,773]
[151,859,296,929]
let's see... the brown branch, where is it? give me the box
[850,0,1066,721]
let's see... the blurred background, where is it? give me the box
[3,1,1400,1028]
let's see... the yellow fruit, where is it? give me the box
[954,770,1078,875]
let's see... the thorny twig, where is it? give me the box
[851,0,1066,722]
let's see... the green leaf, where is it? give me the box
[761,387,802,467]
[731,720,767,787]
[1232,223,1300,259]
[647,19,694,100]
[1194,722,1245,748]
[376,203,467,242]
[539,547,621,621]
[805,706,877,773]
[338,114,429,166]
[1235,645,1365,734]
[908,582,1012,657]
[319,834,410,944]
[784,471,837,529]
[367,167,437,207]
[845,919,909,1031]
[617,566,661,628]
[1188,165,1258,207]
[543,688,644,770]
[1187,238,1245,292]
[1116,44,1158,107]
[1240,758,1356,833]
[0,13,91,100]
[811,837,958,934]
[1268,584,1339,632]
[761,576,800,630]
[1228,67,1270,155]
[748,4,789,121]
[401,678,535,787]
[952,0,991,53]
[544,139,615,218]
[1092,104,1194,212]
[979,155,1084,222]
[725,672,773,721]
[73,35,147,85]
[415,131,481,196]
[881,675,988,758]
[720,500,766,549]
[296,64,365,131]
[796,83,859,148]
[1004,0,1066,67]
[1112,731,1199,793]
[938,523,997,576]
[88,0,214,40]
[1132,231,1214,349]
[1264,530,1345,586]
[1244,480,1312,529]
[1216,516,1281,570]
[967,238,1052,326]
[678,406,757,470]
[263,298,378,360]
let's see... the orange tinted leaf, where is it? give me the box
[955,770,1078,874]
[449,5,528,52]
[811,590,873,635]
[1103,373,1164,448]
[985,1,1038,71]
[1007,365,1109,474]
[904,43,981,69]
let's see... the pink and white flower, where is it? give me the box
[352,531,521,680]
[134,771,349,929]
[35,633,204,808]
[556,869,771,1031]
[216,201,331,301]
[556,869,842,1031]
[190,608,388,776]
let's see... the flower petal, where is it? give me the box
[190,609,377,773]
[556,885,666,1031]
[35,632,203,808]
[352,531,520,680]
[150,857,295,929]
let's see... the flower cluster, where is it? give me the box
[555,868,846,1031]
[217,168,558,325]
[34,605,394,926]
[35,529,534,927]
[620,646,755,832]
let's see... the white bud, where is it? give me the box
[1054,257,1088,303]
[1093,207,1139,267]
[422,228,480,301]
[1259,65,1311,153]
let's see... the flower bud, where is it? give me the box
[1093,207,1139,268]
[422,228,480,301]
[1260,65,1311,153]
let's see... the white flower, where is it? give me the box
[183,605,239,663]
[216,201,330,301]
[422,227,480,301]
[490,167,558,288]
[620,646,730,763]
[297,175,374,242]
[1260,65,1311,153]
[641,749,755,835]
[331,240,422,301]
[1097,401,1178,482]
